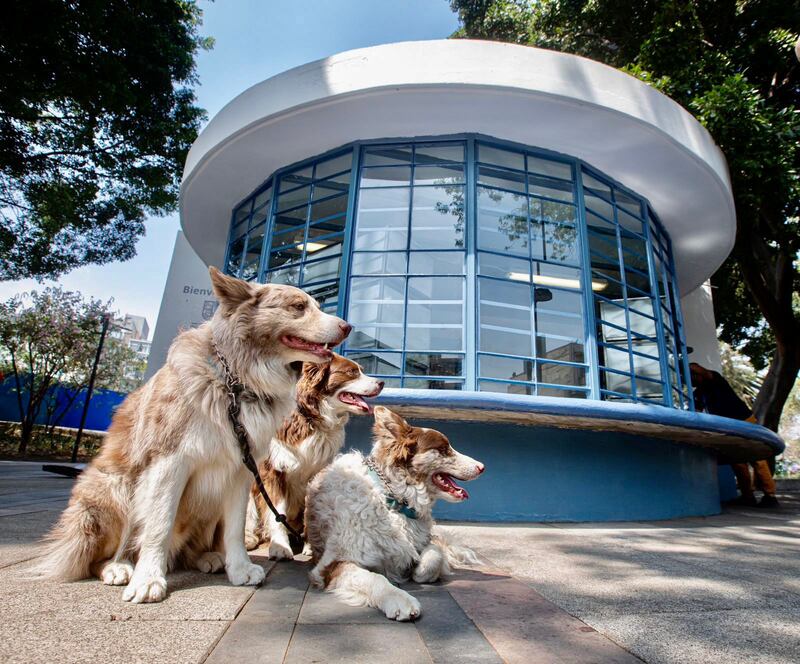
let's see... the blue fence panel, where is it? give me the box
[0,377,127,432]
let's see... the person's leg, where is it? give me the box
[753,460,779,507]
[731,463,757,506]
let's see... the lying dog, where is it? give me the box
[35,267,350,603]
[305,406,484,621]
[244,353,384,558]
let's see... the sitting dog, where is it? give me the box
[305,406,484,621]
[244,353,384,558]
[34,267,350,603]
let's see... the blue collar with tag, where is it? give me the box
[364,466,418,520]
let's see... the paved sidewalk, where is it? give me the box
[1,461,798,663]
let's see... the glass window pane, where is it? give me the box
[538,362,586,386]
[315,153,352,179]
[632,349,663,384]
[536,335,585,363]
[348,277,405,325]
[527,156,572,181]
[360,166,411,188]
[241,226,265,280]
[410,185,465,250]
[305,281,338,308]
[479,278,532,355]
[478,165,526,193]
[250,205,268,229]
[354,188,409,251]
[349,325,404,350]
[351,252,406,275]
[301,255,341,284]
[406,278,464,323]
[479,380,533,396]
[478,144,525,171]
[268,245,303,269]
[310,193,348,222]
[582,172,612,198]
[362,145,413,166]
[276,185,311,212]
[415,143,464,165]
[279,166,313,191]
[403,378,463,390]
[584,191,614,221]
[414,164,465,185]
[408,252,464,275]
[405,353,463,376]
[477,187,529,256]
[312,177,350,201]
[528,174,574,202]
[253,188,271,210]
[480,355,533,382]
[602,370,633,395]
[601,345,632,373]
[347,351,402,375]
[545,223,580,265]
[267,264,300,287]
[531,263,582,290]
[536,199,577,225]
[538,386,587,399]
[617,208,644,235]
[234,201,252,226]
[308,217,346,238]
[479,252,529,281]
[226,235,245,276]
[615,190,642,218]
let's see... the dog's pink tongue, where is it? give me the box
[439,473,469,500]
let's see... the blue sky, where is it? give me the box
[0,0,460,337]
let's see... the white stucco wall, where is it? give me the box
[681,281,722,372]
[144,231,216,381]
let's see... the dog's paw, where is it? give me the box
[101,561,134,586]
[301,542,313,557]
[227,561,266,586]
[244,530,260,551]
[196,551,225,574]
[268,540,294,560]
[122,575,167,603]
[381,591,421,621]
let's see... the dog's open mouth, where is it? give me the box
[432,472,469,500]
[338,391,376,413]
[281,335,333,359]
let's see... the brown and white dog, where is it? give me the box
[34,267,350,603]
[305,406,484,621]
[245,353,383,558]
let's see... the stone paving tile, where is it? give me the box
[447,568,643,663]
[284,623,431,664]
[0,618,228,664]
[205,561,309,664]
[408,583,504,664]
[583,608,800,664]
[2,561,259,622]
[298,584,389,624]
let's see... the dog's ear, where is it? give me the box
[373,406,409,440]
[296,361,331,419]
[209,266,254,313]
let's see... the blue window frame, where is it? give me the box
[223,135,693,408]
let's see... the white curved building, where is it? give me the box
[168,40,782,520]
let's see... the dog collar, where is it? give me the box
[363,458,418,520]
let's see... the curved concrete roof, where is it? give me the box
[181,39,735,294]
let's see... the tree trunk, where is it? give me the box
[18,418,34,455]
[753,341,800,432]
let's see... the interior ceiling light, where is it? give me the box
[298,241,327,253]
[507,272,608,291]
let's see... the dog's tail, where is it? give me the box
[432,531,480,573]
[30,499,111,581]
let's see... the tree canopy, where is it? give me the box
[0,0,211,280]
[450,0,800,429]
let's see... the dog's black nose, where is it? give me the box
[377,380,385,390]
[339,321,352,337]
[476,463,485,475]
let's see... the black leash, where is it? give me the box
[212,342,303,541]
